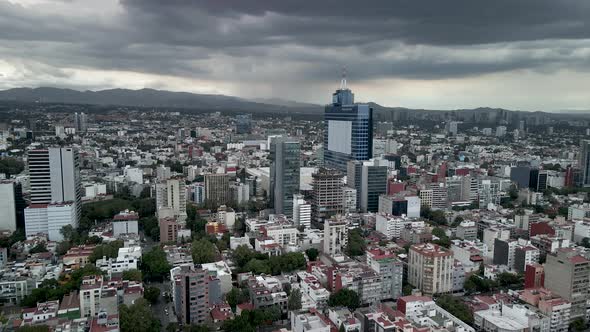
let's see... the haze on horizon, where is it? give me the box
[1,0,590,111]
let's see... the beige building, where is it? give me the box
[544,248,590,322]
[408,243,453,295]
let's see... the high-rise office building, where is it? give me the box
[269,137,300,217]
[204,173,231,207]
[156,178,187,223]
[323,217,347,257]
[360,161,388,213]
[581,140,590,187]
[26,148,81,233]
[235,114,252,134]
[324,74,373,171]
[292,194,311,229]
[74,112,87,133]
[311,168,344,223]
[346,160,363,209]
[544,249,590,321]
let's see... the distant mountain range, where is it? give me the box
[0,87,323,114]
[0,87,589,122]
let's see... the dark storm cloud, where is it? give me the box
[1,0,590,89]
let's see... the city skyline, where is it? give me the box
[1,0,590,111]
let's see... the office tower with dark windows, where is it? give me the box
[235,114,252,134]
[581,140,590,187]
[74,112,87,133]
[204,173,231,207]
[324,74,373,172]
[270,137,300,217]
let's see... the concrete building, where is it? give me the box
[79,275,103,318]
[177,265,211,325]
[408,243,453,295]
[341,187,357,213]
[293,194,311,229]
[159,217,180,243]
[156,178,187,223]
[538,298,571,332]
[270,136,300,218]
[27,148,81,226]
[205,173,231,207]
[544,249,590,321]
[25,202,77,241]
[474,303,550,332]
[112,210,139,236]
[291,311,330,332]
[0,181,19,232]
[311,168,344,223]
[323,217,347,257]
[366,248,403,299]
[580,140,590,187]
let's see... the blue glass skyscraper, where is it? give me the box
[324,74,373,172]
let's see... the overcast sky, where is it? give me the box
[2,0,590,111]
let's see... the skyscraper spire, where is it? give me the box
[340,67,347,90]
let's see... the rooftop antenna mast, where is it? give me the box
[340,67,347,90]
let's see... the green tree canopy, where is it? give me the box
[119,298,161,332]
[305,248,319,261]
[191,238,218,264]
[328,288,360,311]
[143,286,160,304]
[141,247,172,281]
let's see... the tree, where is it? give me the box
[226,287,250,310]
[144,286,160,304]
[232,245,257,269]
[119,298,161,332]
[0,157,25,176]
[305,248,319,261]
[122,269,142,282]
[328,288,360,311]
[431,228,451,248]
[288,288,302,311]
[244,259,271,275]
[581,237,590,249]
[141,247,172,281]
[345,228,366,257]
[570,318,587,332]
[191,238,218,264]
[30,242,48,254]
[436,295,473,325]
[89,240,124,263]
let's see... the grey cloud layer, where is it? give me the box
[1,0,590,89]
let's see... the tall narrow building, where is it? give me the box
[269,137,300,217]
[324,73,373,171]
[204,173,231,207]
[156,178,187,223]
[581,140,590,187]
[27,147,81,222]
[311,168,344,223]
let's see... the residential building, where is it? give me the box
[408,243,453,295]
[474,303,550,332]
[293,194,311,229]
[177,265,211,325]
[159,217,180,243]
[580,140,590,187]
[112,210,139,236]
[544,248,590,321]
[322,217,347,257]
[270,136,300,218]
[366,248,403,299]
[156,178,187,223]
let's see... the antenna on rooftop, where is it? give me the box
[340,66,347,90]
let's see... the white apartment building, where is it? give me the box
[323,218,347,257]
[123,166,143,184]
[262,223,298,246]
[293,194,311,229]
[79,275,103,318]
[342,187,357,213]
[156,178,187,223]
[375,214,424,239]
